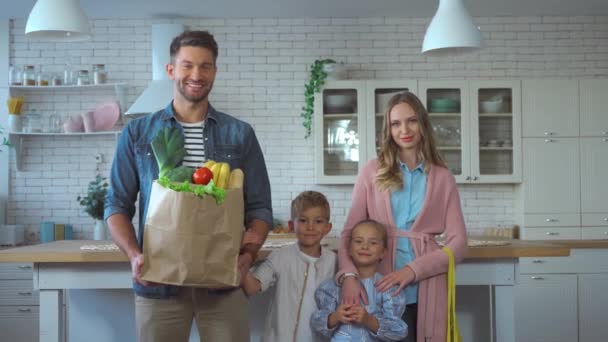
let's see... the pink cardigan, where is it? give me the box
[338,159,467,342]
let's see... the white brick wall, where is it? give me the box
[6,16,608,241]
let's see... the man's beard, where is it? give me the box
[177,80,213,103]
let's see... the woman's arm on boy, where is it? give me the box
[371,287,408,341]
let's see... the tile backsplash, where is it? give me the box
[5,16,608,242]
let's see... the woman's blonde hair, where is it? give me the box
[376,91,446,192]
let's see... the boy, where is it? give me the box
[311,219,407,341]
[243,191,336,342]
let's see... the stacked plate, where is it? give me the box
[430,98,459,113]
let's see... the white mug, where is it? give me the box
[81,111,96,133]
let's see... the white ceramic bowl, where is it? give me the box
[325,94,354,109]
[480,99,503,113]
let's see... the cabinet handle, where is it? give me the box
[545,218,557,222]
[601,131,608,135]
[603,138,608,142]
[18,291,32,296]
[18,308,32,312]
[531,276,544,280]
[546,232,559,236]
[532,259,544,263]
[604,232,608,235]
[473,176,478,181]
[465,176,471,180]
[603,217,608,222]
[543,132,555,136]
[17,265,32,269]
[544,139,554,143]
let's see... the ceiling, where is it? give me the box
[3,0,608,19]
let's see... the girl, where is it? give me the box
[337,91,467,342]
[312,219,407,341]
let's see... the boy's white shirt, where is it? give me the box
[252,243,337,342]
[296,251,319,342]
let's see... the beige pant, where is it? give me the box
[135,288,250,342]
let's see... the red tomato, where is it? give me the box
[192,167,213,185]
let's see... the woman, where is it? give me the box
[337,91,467,342]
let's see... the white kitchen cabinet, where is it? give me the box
[579,79,608,137]
[578,273,608,342]
[580,138,608,213]
[522,80,579,137]
[6,83,126,171]
[314,80,417,184]
[419,80,521,183]
[514,274,578,342]
[522,138,580,213]
[0,263,38,342]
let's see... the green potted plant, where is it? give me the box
[300,59,336,139]
[0,125,11,152]
[77,175,109,240]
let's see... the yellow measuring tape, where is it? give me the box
[442,246,462,342]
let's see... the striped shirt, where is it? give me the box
[178,119,206,168]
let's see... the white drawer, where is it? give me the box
[0,263,33,280]
[581,227,608,240]
[0,280,38,305]
[524,213,580,227]
[520,256,577,274]
[521,227,581,240]
[0,306,39,342]
[582,213,608,227]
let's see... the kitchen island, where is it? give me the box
[1,238,607,342]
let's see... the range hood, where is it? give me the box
[125,23,185,115]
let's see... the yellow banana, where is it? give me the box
[217,163,231,189]
[203,160,216,169]
[228,169,244,189]
[210,163,222,185]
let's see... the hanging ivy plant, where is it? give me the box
[301,58,336,139]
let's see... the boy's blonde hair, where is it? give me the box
[290,191,330,220]
[350,219,388,248]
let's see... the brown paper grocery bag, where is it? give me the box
[141,181,244,288]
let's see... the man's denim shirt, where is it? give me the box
[104,102,273,298]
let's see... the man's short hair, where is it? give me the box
[170,30,218,63]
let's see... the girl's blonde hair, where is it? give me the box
[376,91,446,192]
[350,219,388,248]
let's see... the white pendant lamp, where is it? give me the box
[422,0,482,56]
[25,0,91,42]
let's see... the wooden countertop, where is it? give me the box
[2,238,607,263]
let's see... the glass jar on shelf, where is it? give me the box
[92,64,107,84]
[25,112,43,133]
[76,70,90,85]
[37,72,50,86]
[51,73,62,86]
[9,64,22,86]
[63,64,73,85]
[22,65,36,86]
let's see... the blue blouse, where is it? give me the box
[311,273,408,341]
[390,161,427,305]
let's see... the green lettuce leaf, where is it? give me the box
[158,176,226,205]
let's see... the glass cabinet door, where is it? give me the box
[419,81,470,182]
[471,81,521,182]
[314,81,365,184]
[365,80,418,161]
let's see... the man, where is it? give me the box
[104,30,272,342]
